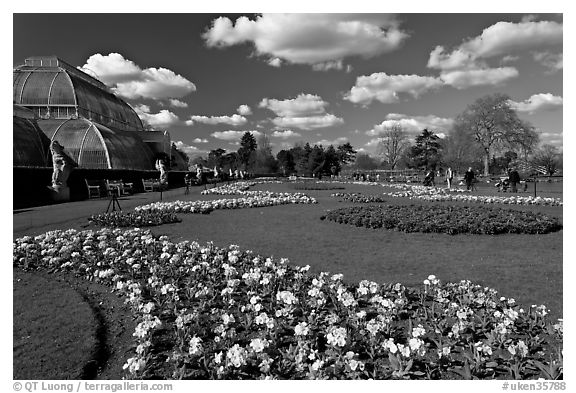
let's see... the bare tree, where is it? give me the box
[442,124,484,173]
[453,93,530,176]
[375,123,409,169]
[532,144,561,176]
[503,120,540,161]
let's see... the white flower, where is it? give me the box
[294,322,309,336]
[189,336,203,355]
[383,338,398,354]
[412,324,426,338]
[123,357,146,374]
[311,359,324,371]
[276,290,298,305]
[214,351,223,364]
[326,326,347,347]
[226,344,247,368]
[250,338,268,353]
[408,338,423,352]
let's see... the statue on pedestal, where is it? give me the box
[155,159,168,185]
[48,140,77,201]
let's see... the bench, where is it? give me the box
[85,179,103,198]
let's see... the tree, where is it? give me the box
[336,142,357,166]
[533,144,561,176]
[354,153,378,170]
[308,145,326,177]
[504,120,540,161]
[237,132,258,171]
[407,129,441,170]
[276,149,295,175]
[254,133,278,174]
[453,93,532,176]
[207,148,226,168]
[324,145,341,176]
[375,123,409,169]
[293,142,313,175]
[441,125,483,173]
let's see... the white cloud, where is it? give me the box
[315,137,349,146]
[428,46,479,71]
[311,60,345,72]
[203,14,408,69]
[345,72,443,105]
[462,20,562,59]
[439,67,519,89]
[501,55,519,64]
[211,130,262,141]
[186,114,247,126]
[169,99,188,108]
[533,52,563,72]
[366,114,454,136]
[192,138,209,143]
[509,93,563,113]
[365,138,381,148]
[271,130,302,139]
[174,140,208,157]
[267,58,282,67]
[237,104,252,116]
[259,93,344,130]
[271,114,344,130]
[133,105,180,128]
[80,53,196,100]
[428,20,562,71]
[259,94,328,117]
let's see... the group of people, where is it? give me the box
[495,168,525,193]
[425,167,476,190]
[351,172,380,182]
[423,166,525,193]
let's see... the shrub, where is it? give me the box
[293,182,346,191]
[331,192,386,203]
[88,211,181,228]
[321,205,562,235]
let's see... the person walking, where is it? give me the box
[509,168,520,193]
[464,167,475,191]
[446,167,453,189]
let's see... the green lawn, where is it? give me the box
[148,181,562,321]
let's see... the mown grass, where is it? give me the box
[13,270,97,379]
[154,181,563,321]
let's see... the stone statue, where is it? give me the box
[48,140,77,201]
[156,159,167,184]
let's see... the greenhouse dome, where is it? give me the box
[36,118,156,170]
[13,56,144,132]
[13,106,52,167]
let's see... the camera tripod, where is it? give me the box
[106,189,122,213]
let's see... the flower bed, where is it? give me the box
[293,182,346,191]
[383,185,562,207]
[14,228,562,380]
[135,192,317,214]
[321,205,561,235]
[331,193,386,203]
[88,211,181,227]
[201,182,256,195]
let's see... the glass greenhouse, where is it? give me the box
[13,56,178,170]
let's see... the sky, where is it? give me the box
[13,12,563,159]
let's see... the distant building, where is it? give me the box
[13,56,186,170]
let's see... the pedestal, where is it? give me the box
[48,185,71,202]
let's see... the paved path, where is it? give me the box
[13,186,206,238]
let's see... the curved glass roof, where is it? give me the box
[13,57,144,132]
[13,115,52,167]
[36,118,156,170]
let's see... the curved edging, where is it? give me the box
[13,269,135,380]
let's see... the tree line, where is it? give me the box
[189,93,562,177]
